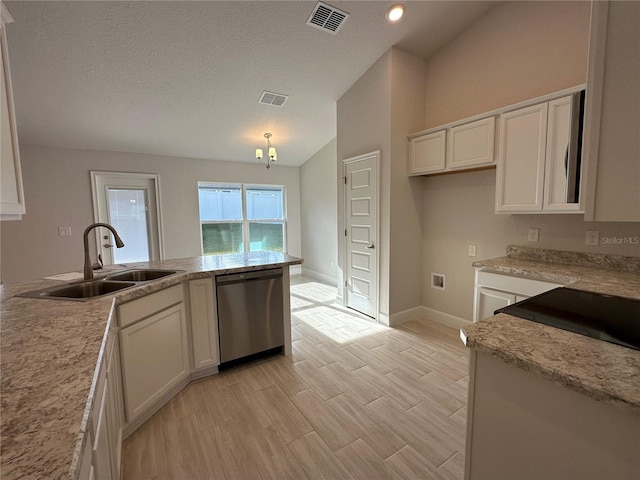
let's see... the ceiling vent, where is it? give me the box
[306,2,349,35]
[258,91,288,107]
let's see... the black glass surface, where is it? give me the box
[495,287,640,351]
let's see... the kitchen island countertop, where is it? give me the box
[0,252,303,479]
[462,246,640,415]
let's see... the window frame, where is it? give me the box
[198,182,287,255]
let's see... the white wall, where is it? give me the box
[389,49,426,315]
[299,137,338,284]
[337,50,392,314]
[336,48,427,321]
[420,1,639,323]
[1,144,301,283]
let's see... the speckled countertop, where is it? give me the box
[0,252,302,480]
[461,246,640,414]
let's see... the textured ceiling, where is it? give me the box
[5,1,494,167]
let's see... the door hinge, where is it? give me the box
[343,176,347,184]
[345,229,347,236]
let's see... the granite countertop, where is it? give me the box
[0,252,303,479]
[461,246,640,414]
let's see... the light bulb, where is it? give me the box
[386,4,405,22]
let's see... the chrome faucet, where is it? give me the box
[83,223,125,280]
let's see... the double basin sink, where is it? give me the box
[17,269,184,301]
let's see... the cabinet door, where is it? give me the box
[92,376,113,480]
[448,117,496,170]
[189,278,219,370]
[409,130,446,175]
[106,339,122,479]
[496,103,547,212]
[543,96,582,212]
[119,303,189,422]
[475,287,516,323]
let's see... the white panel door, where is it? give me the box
[344,152,378,319]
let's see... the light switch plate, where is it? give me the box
[468,244,477,257]
[58,226,72,236]
[527,228,539,242]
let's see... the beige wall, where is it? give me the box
[420,1,639,322]
[336,48,428,321]
[389,49,426,314]
[423,1,591,128]
[1,144,301,284]
[300,137,338,283]
[337,50,392,314]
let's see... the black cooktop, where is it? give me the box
[495,287,640,351]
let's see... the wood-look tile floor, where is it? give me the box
[122,276,470,480]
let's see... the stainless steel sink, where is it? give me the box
[15,268,184,301]
[104,269,180,282]
[17,280,136,301]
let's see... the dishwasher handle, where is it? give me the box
[216,267,283,286]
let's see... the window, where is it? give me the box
[198,183,286,255]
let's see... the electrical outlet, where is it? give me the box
[468,244,477,257]
[586,230,599,246]
[527,228,539,242]
[58,226,72,236]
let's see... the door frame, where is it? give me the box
[342,151,381,321]
[90,171,165,263]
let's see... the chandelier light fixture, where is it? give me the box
[256,132,277,169]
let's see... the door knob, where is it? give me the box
[103,243,114,248]
[366,244,375,249]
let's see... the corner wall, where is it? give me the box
[300,137,338,284]
[420,1,639,323]
[337,50,392,315]
[1,144,301,283]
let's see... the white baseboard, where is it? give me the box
[300,267,337,286]
[421,306,472,329]
[289,264,302,276]
[388,306,424,327]
[378,312,390,326]
[387,305,471,329]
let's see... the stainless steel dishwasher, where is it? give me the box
[216,267,284,367]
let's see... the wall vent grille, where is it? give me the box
[306,2,349,34]
[258,91,288,107]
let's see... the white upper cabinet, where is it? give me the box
[408,116,496,176]
[409,130,446,175]
[496,93,584,214]
[447,116,495,171]
[0,3,25,220]
[496,103,548,212]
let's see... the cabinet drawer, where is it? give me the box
[477,271,563,297]
[117,284,183,327]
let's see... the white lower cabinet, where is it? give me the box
[189,277,219,373]
[92,375,113,480]
[105,339,123,479]
[77,328,122,480]
[119,301,189,422]
[473,269,562,323]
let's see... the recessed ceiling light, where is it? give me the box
[386,3,405,22]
